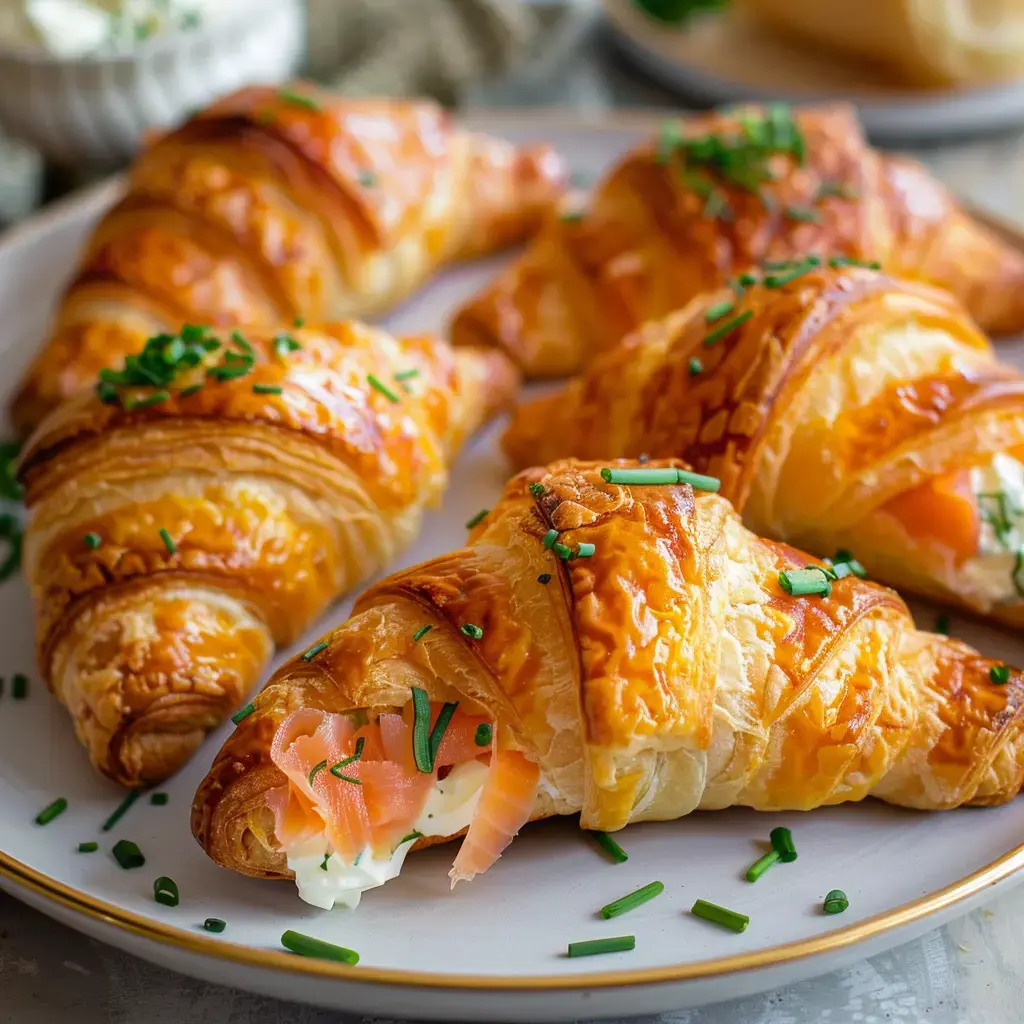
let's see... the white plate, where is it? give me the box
[3,114,1024,1023]
[603,0,1024,144]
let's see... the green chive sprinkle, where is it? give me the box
[817,182,859,201]
[474,723,493,746]
[150,793,168,806]
[77,842,99,853]
[764,258,821,288]
[293,317,305,328]
[542,528,559,549]
[281,930,359,965]
[737,272,758,287]
[358,171,376,187]
[575,542,596,558]
[398,830,423,847]
[823,889,849,914]
[35,798,67,826]
[273,333,302,357]
[537,573,552,585]
[412,625,433,642]
[785,205,819,223]
[553,542,574,560]
[330,736,365,781]
[154,876,179,907]
[745,849,781,882]
[308,759,329,787]
[411,686,433,773]
[828,256,881,270]
[394,368,419,381]
[601,881,665,919]
[591,830,628,864]
[101,790,140,832]
[84,532,102,550]
[691,899,748,933]
[703,309,753,347]
[600,467,721,491]
[126,390,171,410]
[770,826,798,862]
[529,483,545,498]
[231,703,255,725]
[112,840,145,870]
[179,384,204,398]
[428,701,460,764]
[461,623,484,640]
[252,383,283,395]
[279,89,322,111]
[689,357,703,376]
[367,374,400,403]
[12,673,27,700]
[705,299,735,324]
[204,918,227,933]
[936,613,952,636]
[466,509,489,529]
[320,853,331,871]
[158,528,176,554]
[991,664,1011,685]
[778,567,831,598]
[568,935,635,958]
[302,641,329,661]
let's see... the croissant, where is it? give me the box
[16,321,516,786]
[738,0,1024,88]
[10,82,563,433]
[503,261,1024,628]
[450,104,1024,378]
[191,458,1024,911]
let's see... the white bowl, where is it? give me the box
[0,0,305,166]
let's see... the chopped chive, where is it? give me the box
[817,181,859,201]
[703,309,753,347]
[575,542,596,558]
[770,826,798,862]
[101,790,140,832]
[689,357,703,376]
[394,368,419,381]
[778,567,831,597]
[411,686,433,773]
[599,467,721,491]
[461,623,484,640]
[158,528,176,554]
[465,509,489,529]
[154,876,179,907]
[936,613,952,636]
[828,256,881,270]
[77,841,99,853]
[230,330,254,355]
[281,930,359,965]
[279,89,322,111]
[591,830,628,863]
[745,849,781,882]
[428,701,460,764]
[252,383,283,395]
[367,374,400,403]
[691,898,749,933]
[293,317,305,328]
[1015,550,1024,597]
[560,210,586,224]
[764,260,820,288]
[542,528,559,549]
[12,673,27,699]
[784,205,820,223]
[529,483,545,498]
[474,723,493,746]
[537,573,552,585]
[568,935,635,958]
[84,532,102,550]
[823,889,849,914]
[601,881,665,919]
[179,384,204,398]
[231,702,255,725]
[412,624,433,642]
[112,840,145,870]
[204,918,227,933]
[320,853,331,871]
[35,798,68,826]
[553,542,574,560]
[273,333,302,357]
[302,641,328,661]
[330,736,366,780]
[150,793,168,806]
[398,830,422,847]
[208,362,252,382]
[990,664,1011,685]
[308,759,329,787]
[126,390,171,410]
[737,272,758,287]
[357,171,376,187]
[705,299,735,324]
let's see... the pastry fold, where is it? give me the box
[192,459,1024,893]
[504,263,1024,626]
[11,82,563,432]
[17,322,516,786]
[451,104,1024,377]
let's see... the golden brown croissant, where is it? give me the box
[192,458,1024,909]
[504,261,1024,628]
[10,81,563,433]
[16,321,516,786]
[451,104,1024,378]
[739,0,1024,88]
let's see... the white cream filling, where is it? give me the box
[287,759,489,910]
[961,453,1024,602]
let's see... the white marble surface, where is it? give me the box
[7,18,1024,1024]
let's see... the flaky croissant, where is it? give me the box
[451,104,1024,378]
[192,458,1024,908]
[11,82,563,433]
[504,262,1024,628]
[16,321,516,786]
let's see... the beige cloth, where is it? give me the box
[306,0,593,104]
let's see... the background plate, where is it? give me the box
[3,114,1024,1022]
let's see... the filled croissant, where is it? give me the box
[192,458,1024,911]
[11,81,563,433]
[503,261,1024,628]
[451,104,1024,378]
[16,321,516,786]
[738,0,1024,88]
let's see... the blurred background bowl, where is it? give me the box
[0,0,305,167]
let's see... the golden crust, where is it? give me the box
[18,324,517,786]
[10,82,564,432]
[451,104,1024,378]
[193,458,1024,883]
